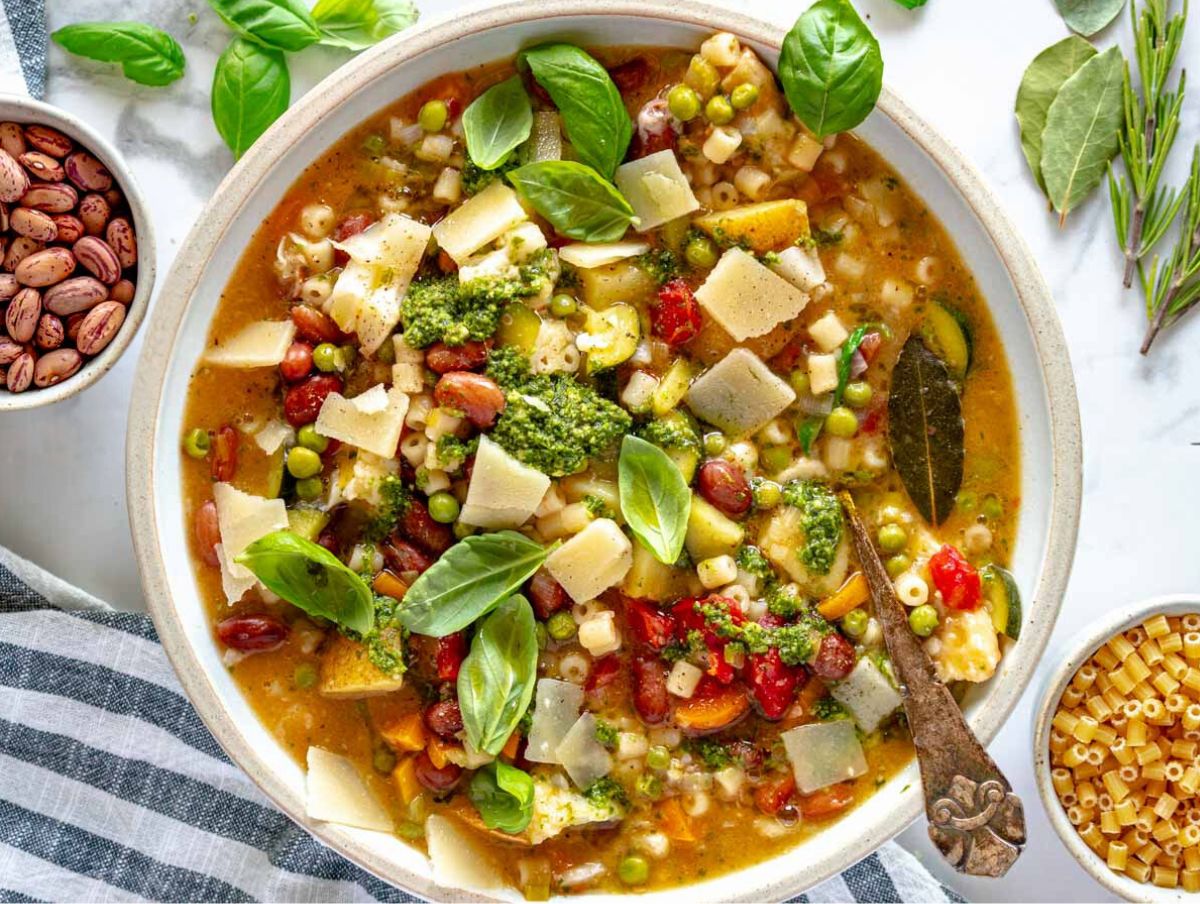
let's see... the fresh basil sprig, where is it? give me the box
[311,0,419,51]
[892,0,928,6]
[212,38,291,159]
[463,76,533,171]
[51,22,186,87]
[468,761,535,834]
[206,0,320,52]
[508,161,635,243]
[457,595,538,756]
[397,531,550,636]
[235,529,375,633]
[618,435,691,565]
[520,43,632,180]
[778,0,883,139]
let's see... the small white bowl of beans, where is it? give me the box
[1035,596,1200,901]
[0,94,155,410]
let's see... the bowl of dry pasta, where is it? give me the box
[1036,596,1200,901]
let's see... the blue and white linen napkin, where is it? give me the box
[0,547,963,903]
[0,0,46,97]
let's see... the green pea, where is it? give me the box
[453,521,476,540]
[297,424,329,453]
[550,293,577,318]
[841,608,869,639]
[418,99,448,132]
[885,554,911,578]
[667,84,701,121]
[982,494,1004,520]
[636,773,663,800]
[362,134,386,155]
[287,447,323,479]
[295,476,324,501]
[313,342,340,372]
[909,604,939,637]
[427,491,460,524]
[843,380,873,408]
[789,369,811,395]
[684,234,719,270]
[705,95,735,125]
[294,662,317,689]
[877,522,908,554]
[535,622,549,650]
[703,431,727,456]
[547,611,577,641]
[761,445,791,474]
[825,406,859,438]
[753,479,782,509]
[619,855,650,886]
[646,745,671,770]
[956,490,978,512]
[730,83,760,110]
[183,428,210,459]
[373,746,397,774]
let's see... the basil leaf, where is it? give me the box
[520,43,632,180]
[508,161,635,243]
[211,37,291,159]
[51,22,186,87]
[206,0,320,51]
[464,76,533,171]
[311,0,418,50]
[797,417,824,456]
[458,596,538,756]
[833,325,869,407]
[1015,36,1097,193]
[235,530,375,633]
[618,435,691,565]
[1054,0,1126,37]
[468,761,535,834]
[778,0,884,139]
[893,0,928,6]
[1040,45,1124,222]
[397,531,549,636]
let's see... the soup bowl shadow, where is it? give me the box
[127,1,1082,899]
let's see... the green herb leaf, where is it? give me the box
[520,43,632,180]
[833,325,869,407]
[1015,36,1097,193]
[1054,0,1127,36]
[311,0,418,51]
[1040,45,1125,223]
[797,416,823,456]
[894,0,928,6]
[51,22,186,87]
[887,336,964,525]
[206,0,320,51]
[618,434,691,565]
[211,37,291,158]
[458,595,539,756]
[778,0,884,139]
[235,530,374,633]
[508,161,635,243]
[469,761,535,834]
[397,531,549,636]
[463,76,533,171]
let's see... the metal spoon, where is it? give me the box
[840,492,1026,878]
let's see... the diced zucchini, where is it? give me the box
[288,506,331,541]
[668,448,700,483]
[583,303,640,373]
[685,495,744,560]
[982,563,1021,640]
[496,302,542,353]
[578,260,657,309]
[922,301,972,379]
[651,358,695,416]
[266,448,286,498]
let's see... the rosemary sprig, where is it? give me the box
[1141,147,1200,353]
[1108,0,1188,288]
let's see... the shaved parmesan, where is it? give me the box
[694,248,810,341]
[830,657,902,734]
[212,483,288,584]
[215,543,256,604]
[614,150,700,232]
[782,720,867,793]
[685,348,796,435]
[432,180,528,264]
[558,241,651,269]
[425,814,508,891]
[460,436,550,530]
[526,678,584,764]
[555,713,613,789]
[544,518,632,604]
[334,212,431,270]
[770,244,826,292]
[306,747,392,831]
[204,320,296,368]
[253,420,294,455]
[315,384,409,458]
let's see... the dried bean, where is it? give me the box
[44,276,107,315]
[34,312,64,349]
[20,182,78,214]
[15,247,76,287]
[51,214,84,244]
[3,236,44,272]
[24,125,73,158]
[0,149,29,203]
[18,151,65,182]
[5,287,41,342]
[75,300,125,355]
[0,123,26,157]
[78,193,110,235]
[105,217,136,268]
[73,236,120,284]
[33,348,81,386]
[64,151,112,192]
[110,279,135,304]
[6,351,33,392]
[10,207,57,242]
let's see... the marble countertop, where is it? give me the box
[4,0,1199,899]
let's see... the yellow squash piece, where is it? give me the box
[392,755,423,804]
[817,572,870,620]
[318,635,405,699]
[694,200,811,253]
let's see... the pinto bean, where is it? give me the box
[401,498,453,554]
[290,304,342,344]
[412,751,462,793]
[696,459,752,516]
[194,500,221,567]
[216,614,289,652]
[279,341,313,382]
[631,654,670,725]
[433,371,505,428]
[382,537,433,576]
[425,339,490,374]
[630,98,677,159]
[811,632,856,680]
[423,700,464,739]
[607,56,652,92]
[283,373,343,426]
[527,568,567,619]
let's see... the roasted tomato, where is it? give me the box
[652,278,702,347]
[929,544,982,610]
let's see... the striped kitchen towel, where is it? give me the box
[0,546,964,903]
[0,0,46,98]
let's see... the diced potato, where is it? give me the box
[306,747,393,831]
[318,635,405,699]
[759,505,851,597]
[808,311,848,352]
[929,607,1002,683]
[559,241,650,269]
[205,320,296,368]
[460,436,551,530]
[577,611,621,657]
[577,259,657,309]
[685,348,796,435]
[544,518,633,604]
[685,495,744,561]
[781,721,867,793]
[694,200,810,253]
[614,150,700,232]
[808,353,838,395]
[315,384,410,458]
[432,180,528,264]
[622,542,695,602]
[667,660,703,698]
[694,248,810,341]
[830,657,902,733]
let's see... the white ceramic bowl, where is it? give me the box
[126,1,1083,899]
[0,94,156,411]
[1033,595,1200,903]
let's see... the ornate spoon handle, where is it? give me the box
[840,493,1025,877]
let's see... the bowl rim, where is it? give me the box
[0,93,157,411]
[126,0,1083,898]
[1032,594,1200,903]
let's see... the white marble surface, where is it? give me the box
[5,0,1200,900]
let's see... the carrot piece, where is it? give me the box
[817,572,869,620]
[658,798,696,842]
[372,571,408,600]
[754,773,796,815]
[501,731,520,760]
[393,756,422,804]
[672,683,750,734]
[800,782,855,819]
[379,711,426,753]
[797,676,828,713]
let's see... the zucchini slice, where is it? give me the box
[288,506,331,542]
[921,301,972,380]
[982,563,1021,640]
[583,303,640,374]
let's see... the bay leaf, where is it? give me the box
[1053,0,1126,37]
[1040,45,1125,223]
[887,335,964,525]
[1015,35,1097,193]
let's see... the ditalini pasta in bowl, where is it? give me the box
[128,0,1081,899]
